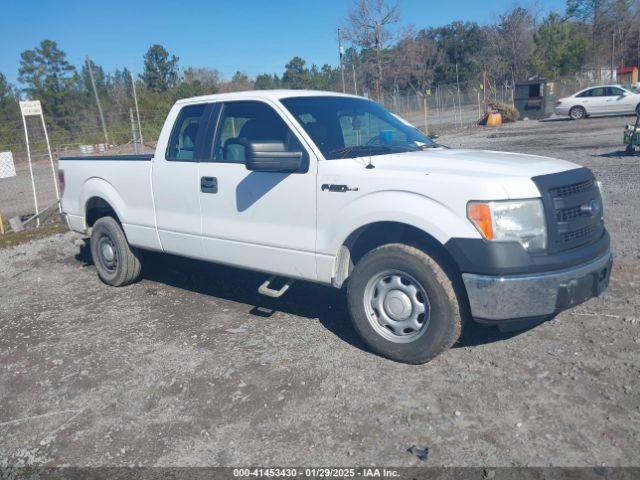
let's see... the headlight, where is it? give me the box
[467,199,547,252]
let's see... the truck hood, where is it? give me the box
[351,148,580,199]
[362,148,578,178]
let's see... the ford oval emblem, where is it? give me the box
[580,199,600,216]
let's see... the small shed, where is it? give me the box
[616,66,639,86]
[514,80,556,120]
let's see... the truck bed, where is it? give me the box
[58,154,158,251]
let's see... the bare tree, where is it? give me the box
[492,6,536,84]
[344,0,400,99]
[608,0,640,68]
[183,67,221,87]
[389,27,440,94]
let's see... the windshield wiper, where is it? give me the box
[328,145,397,159]
[329,143,441,159]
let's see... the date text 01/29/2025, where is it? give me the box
[233,468,400,478]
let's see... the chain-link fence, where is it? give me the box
[0,115,61,228]
[0,148,59,224]
[383,83,491,134]
[0,74,610,229]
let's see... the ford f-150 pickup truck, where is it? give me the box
[59,90,612,364]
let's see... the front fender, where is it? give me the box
[318,190,480,257]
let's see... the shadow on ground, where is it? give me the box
[595,150,638,158]
[75,240,527,358]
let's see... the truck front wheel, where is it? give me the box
[347,244,462,364]
[90,216,142,286]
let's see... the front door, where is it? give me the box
[606,87,636,114]
[576,87,607,115]
[198,100,318,280]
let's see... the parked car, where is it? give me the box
[555,85,640,120]
[59,90,612,364]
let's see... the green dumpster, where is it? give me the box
[514,80,557,120]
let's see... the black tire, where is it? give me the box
[90,216,142,286]
[636,103,640,116]
[347,243,462,364]
[569,106,587,120]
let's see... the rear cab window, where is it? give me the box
[166,104,207,161]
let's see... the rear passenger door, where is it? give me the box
[152,103,214,259]
[197,100,318,280]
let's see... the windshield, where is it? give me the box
[280,96,438,160]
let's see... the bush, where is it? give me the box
[487,100,519,122]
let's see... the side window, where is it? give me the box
[607,87,624,96]
[577,89,593,98]
[211,101,304,163]
[166,104,207,161]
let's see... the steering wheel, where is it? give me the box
[365,134,384,146]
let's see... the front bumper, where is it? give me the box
[462,250,612,322]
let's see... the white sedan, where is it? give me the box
[555,85,640,120]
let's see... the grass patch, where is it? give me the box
[0,222,67,250]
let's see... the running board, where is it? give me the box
[258,276,293,298]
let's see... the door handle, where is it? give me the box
[201,176,218,194]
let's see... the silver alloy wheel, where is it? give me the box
[98,234,118,272]
[363,270,431,343]
[570,106,585,120]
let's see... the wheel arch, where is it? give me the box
[80,178,128,231]
[85,196,121,228]
[332,220,462,289]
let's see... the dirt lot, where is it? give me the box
[1,115,639,467]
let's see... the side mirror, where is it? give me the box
[245,141,303,173]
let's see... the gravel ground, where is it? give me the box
[0,115,639,467]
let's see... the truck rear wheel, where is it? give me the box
[90,216,142,286]
[347,244,462,364]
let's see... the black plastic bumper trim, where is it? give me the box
[444,230,610,276]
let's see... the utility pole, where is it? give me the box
[455,62,462,128]
[86,56,109,147]
[484,64,489,114]
[129,108,139,154]
[131,74,144,153]
[375,24,382,102]
[611,31,616,82]
[637,29,640,68]
[338,28,346,93]
[352,63,358,96]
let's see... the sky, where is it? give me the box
[0,0,566,86]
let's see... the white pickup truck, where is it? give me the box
[59,90,612,364]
